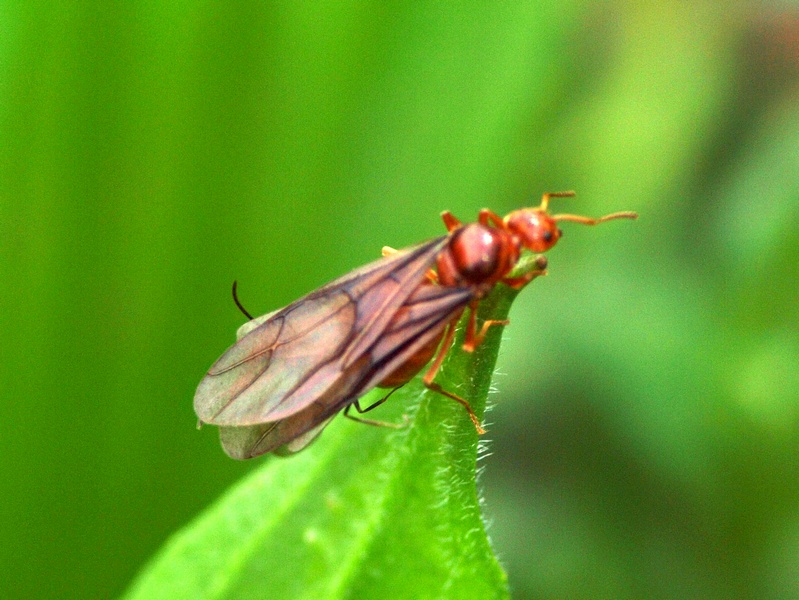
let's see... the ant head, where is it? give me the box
[504,208,562,253]
[505,191,638,253]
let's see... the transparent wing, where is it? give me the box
[194,237,449,426]
[217,415,335,460]
[212,283,474,459]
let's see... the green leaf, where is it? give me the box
[122,254,542,600]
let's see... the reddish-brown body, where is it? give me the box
[378,326,446,388]
[194,192,637,458]
[375,220,527,393]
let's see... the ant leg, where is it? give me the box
[343,389,407,429]
[501,255,549,289]
[502,270,547,290]
[478,209,505,228]
[461,303,508,352]
[441,211,462,232]
[422,322,486,434]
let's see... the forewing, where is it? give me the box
[217,350,375,458]
[355,283,474,394]
[214,284,475,459]
[194,237,447,426]
[194,290,355,425]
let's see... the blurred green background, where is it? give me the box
[2,1,798,598]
